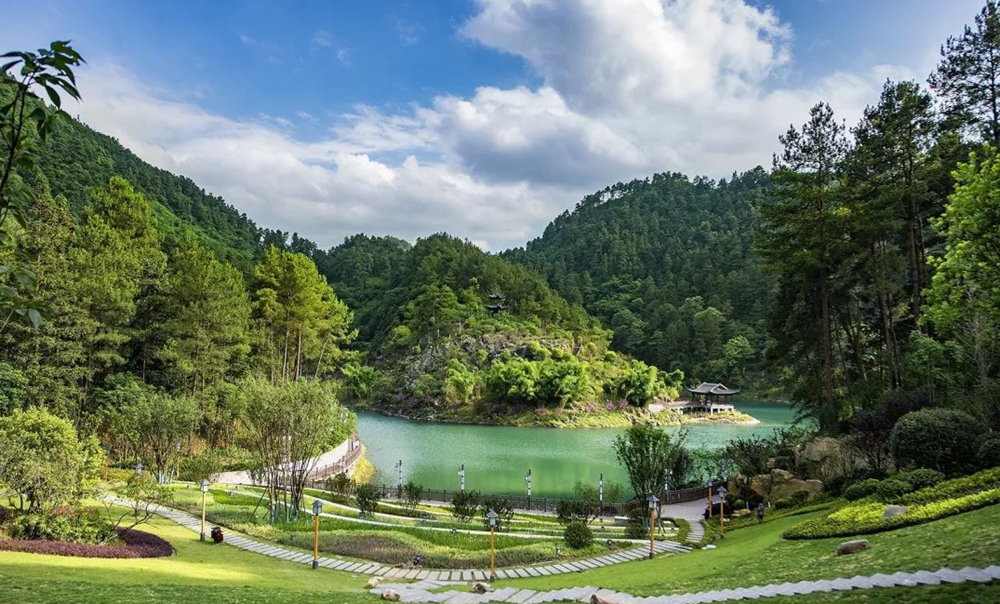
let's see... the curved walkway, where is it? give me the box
[373,566,1000,603]
[117,497,690,581]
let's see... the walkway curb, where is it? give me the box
[373,565,1000,603]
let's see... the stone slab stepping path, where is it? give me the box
[372,565,1000,603]
[109,497,690,579]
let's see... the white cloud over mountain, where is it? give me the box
[67,0,922,251]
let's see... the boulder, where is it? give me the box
[381,590,400,601]
[591,595,617,604]
[750,470,824,502]
[837,540,870,556]
[366,577,382,589]
[883,505,908,519]
[471,582,494,594]
[803,437,842,464]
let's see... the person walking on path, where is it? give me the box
[756,503,765,524]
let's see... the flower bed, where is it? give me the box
[0,527,174,558]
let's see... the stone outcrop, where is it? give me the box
[750,469,824,502]
[883,505,908,519]
[837,540,870,555]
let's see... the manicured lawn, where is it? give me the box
[0,512,373,604]
[503,504,1000,597]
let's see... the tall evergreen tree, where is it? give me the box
[158,235,252,394]
[929,0,1000,146]
[758,103,851,431]
[252,246,354,381]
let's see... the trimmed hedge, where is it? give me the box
[784,486,1000,539]
[900,467,1000,506]
[0,527,174,558]
[890,408,985,475]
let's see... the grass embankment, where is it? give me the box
[0,510,371,604]
[502,503,1000,597]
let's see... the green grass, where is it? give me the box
[0,510,373,604]
[502,503,1000,597]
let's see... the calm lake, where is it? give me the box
[357,402,796,497]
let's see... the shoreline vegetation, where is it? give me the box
[360,402,760,429]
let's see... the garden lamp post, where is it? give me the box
[199,479,210,541]
[646,494,659,559]
[705,479,713,518]
[525,469,532,510]
[599,473,604,529]
[459,463,465,492]
[395,459,403,492]
[717,485,728,538]
[486,510,499,581]
[312,499,323,569]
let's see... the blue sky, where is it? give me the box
[0,0,984,250]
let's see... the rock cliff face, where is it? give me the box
[750,469,824,502]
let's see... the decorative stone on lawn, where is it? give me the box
[837,539,870,555]
[883,505,908,519]
[368,576,383,588]
[471,582,494,593]
[381,589,400,601]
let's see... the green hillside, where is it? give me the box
[504,170,774,391]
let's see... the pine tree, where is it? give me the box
[929,0,1000,146]
[758,103,851,431]
[158,235,252,394]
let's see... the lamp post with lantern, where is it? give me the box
[312,499,323,569]
[458,463,465,492]
[199,479,210,541]
[646,494,659,559]
[486,510,499,581]
[717,485,728,538]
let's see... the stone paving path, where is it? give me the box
[117,498,691,580]
[372,566,1000,603]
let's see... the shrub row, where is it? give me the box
[900,467,1000,506]
[784,486,1000,539]
[0,528,174,558]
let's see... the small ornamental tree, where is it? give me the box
[450,489,480,523]
[0,407,102,512]
[402,480,423,508]
[890,408,986,475]
[354,483,381,517]
[613,425,686,500]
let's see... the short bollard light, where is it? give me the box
[199,479,210,541]
[717,485,728,538]
[646,494,659,559]
[312,499,323,569]
[486,509,499,581]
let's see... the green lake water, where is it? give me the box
[356,402,796,497]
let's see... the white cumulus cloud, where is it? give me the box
[63,0,932,251]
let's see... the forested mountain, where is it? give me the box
[322,233,686,426]
[504,170,774,390]
[25,111,264,272]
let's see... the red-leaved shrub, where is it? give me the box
[0,527,173,558]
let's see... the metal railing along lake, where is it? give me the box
[304,480,710,514]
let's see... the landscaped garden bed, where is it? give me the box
[784,467,1000,539]
[0,526,173,558]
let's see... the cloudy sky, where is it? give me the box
[0,0,984,251]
